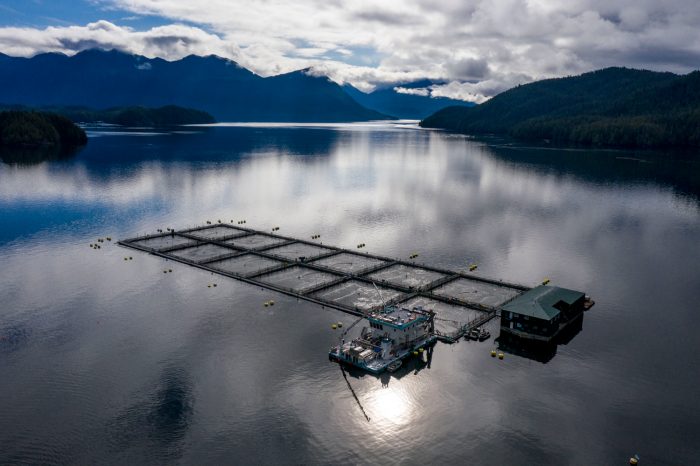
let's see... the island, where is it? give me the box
[0,110,87,163]
[59,105,216,127]
[420,67,700,149]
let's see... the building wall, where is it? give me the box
[501,311,558,337]
[370,320,426,346]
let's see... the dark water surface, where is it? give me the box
[1,122,699,465]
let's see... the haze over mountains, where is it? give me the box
[344,81,473,119]
[0,49,467,122]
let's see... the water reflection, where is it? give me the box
[1,123,699,464]
[109,366,193,461]
[496,315,584,364]
[367,388,412,425]
[483,139,700,204]
[0,144,84,165]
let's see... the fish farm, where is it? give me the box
[118,223,533,342]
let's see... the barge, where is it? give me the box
[329,305,437,374]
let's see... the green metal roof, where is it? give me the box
[501,285,584,321]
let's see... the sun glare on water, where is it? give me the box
[368,388,413,425]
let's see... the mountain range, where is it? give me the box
[0,49,468,122]
[420,67,700,148]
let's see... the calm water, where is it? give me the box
[1,122,699,465]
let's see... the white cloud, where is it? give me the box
[1,1,700,102]
[0,20,243,62]
[394,87,430,97]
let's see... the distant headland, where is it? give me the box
[0,110,87,163]
[420,67,700,149]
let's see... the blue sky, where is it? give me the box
[0,0,166,29]
[0,0,698,102]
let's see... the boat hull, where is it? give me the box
[329,336,437,374]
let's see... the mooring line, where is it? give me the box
[340,365,371,422]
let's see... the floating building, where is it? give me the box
[500,285,593,342]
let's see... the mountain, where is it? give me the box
[420,67,700,148]
[343,80,473,119]
[0,49,388,122]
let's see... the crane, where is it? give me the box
[338,312,367,346]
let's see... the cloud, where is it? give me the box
[394,87,430,97]
[0,20,243,62]
[1,1,700,102]
[445,57,490,81]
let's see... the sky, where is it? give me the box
[0,0,699,102]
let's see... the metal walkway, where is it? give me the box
[119,223,530,341]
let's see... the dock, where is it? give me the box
[118,223,531,341]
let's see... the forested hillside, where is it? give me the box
[0,110,87,147]
[420,68,700,148]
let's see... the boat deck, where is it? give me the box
[119,223,530,340]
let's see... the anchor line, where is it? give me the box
[340,365,370,422]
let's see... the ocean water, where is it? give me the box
[1,122,699,465]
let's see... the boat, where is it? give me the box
[478,328,491,341]
[329,305,436,374]
[386,361,402,373]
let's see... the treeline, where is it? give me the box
[420,68,700,148]
[511,111,700,147]
[1,105,215,127]
[64,105,215,126]
[0,110,87,147]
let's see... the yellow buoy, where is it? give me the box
[331,324,337,330]
[469,264,478,271]
[124,257,128,261]
[264,302,269,307]
[498,352,504,360]
[418,347,424,353]
[542,278,551,285]
[490,350,497,357]
[208,285,211,288]
[629,457,638,465]
[413,351,419,356]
